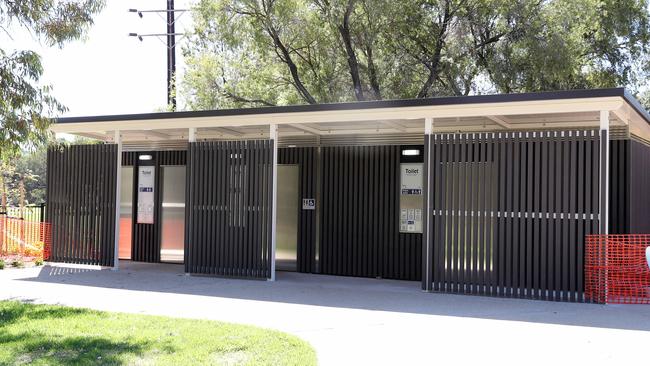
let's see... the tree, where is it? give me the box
[0,0,105,160]
[0,135,97,208]
[182,0,650,109]
[0,147,45,207]
[473,0,650,93]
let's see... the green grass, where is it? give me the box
[0,301,317,366]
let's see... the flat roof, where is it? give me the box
[56,88,650,125]
[51,88,650,145]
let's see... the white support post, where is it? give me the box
[423,118,434,291]
[599,111,609,235]
[425,117,433,135]
[269,124,278,281]
[188,127,197,143]
[113,130,122,270]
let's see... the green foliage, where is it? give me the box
[183,0,650,109]
[0,135,100,208]
[0,259,5,270]
[34,258,43,266]
[638,89,650,111]
[0,145,47,206]
[0,301,317,365]
[0,0,105,159]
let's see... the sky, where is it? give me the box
[2,0,193,118]
[4,1,649,120]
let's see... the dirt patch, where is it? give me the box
[212,350,250,366]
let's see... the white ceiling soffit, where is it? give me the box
[80,112,625,143]
[50,96,627,133]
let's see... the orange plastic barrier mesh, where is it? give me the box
[0,216,52,260]
[585,234,650,304]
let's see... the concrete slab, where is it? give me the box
[1,261,649,365]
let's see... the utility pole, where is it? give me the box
[129,1,186,111]
[166,0,176,108]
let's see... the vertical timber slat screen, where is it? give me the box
[185,140,273,278]
[629,140,650,233]
[609,140,630,234]
[320,145,422,280]
[46,144,117,266]
[426,131,600,302]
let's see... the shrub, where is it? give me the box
[24,241,45,258]
[11,259,24,268]
[35,258,44,266]
[0,259,4,270]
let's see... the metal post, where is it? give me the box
[314,142,322,273]
[599,111,609,235]
[269,124,278,281]
[188,127,197,143]
[184,127,196,275]
[423,117,434,291]
[113,130,122,270]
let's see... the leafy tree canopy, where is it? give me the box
[0,145,46,206]
[0,0,104,160]
[182,0,650,110]
[0,135,94,207]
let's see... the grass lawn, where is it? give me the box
[0,300,317,366]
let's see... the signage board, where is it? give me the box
[399,163,423,233]
[302,198,316,210]
[137,166,155,224]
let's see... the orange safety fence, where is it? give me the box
[0,216,52,260]
[585,234,650,304]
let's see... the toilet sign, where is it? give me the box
[400,164,423,195]
[302,199,316,210]
[137,166,155,224]
[399,163,423,233]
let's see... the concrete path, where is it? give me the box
[1,261,649,365]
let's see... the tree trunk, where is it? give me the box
[338,0,365,101]
[268,27,318,104]
[366,45,381,99]
[417,2,451,98]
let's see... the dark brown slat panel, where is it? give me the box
[46,144,117,266]
[318,145,422,281]
[185,140,272,278]
[609,140,630,233]
[629,140,650,233]
[122,150,187,167]
[425,131,600,302]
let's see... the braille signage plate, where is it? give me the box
[302,198,316,210]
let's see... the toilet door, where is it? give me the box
[276,164,299,271]
[160,166,186,263]
[118,166,133,260]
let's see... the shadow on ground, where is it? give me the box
[0,333,148,365]
[0,304,150,365]
[15,261,650,332]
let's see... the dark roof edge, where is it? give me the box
[55,87,648,124]
[622,89,650,124]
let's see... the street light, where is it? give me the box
[128,9,143,18]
